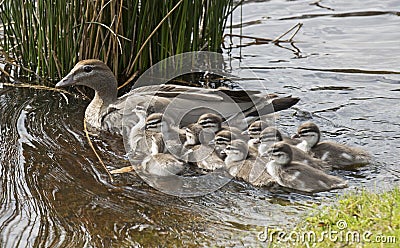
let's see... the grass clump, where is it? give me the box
[0,0,235,83]
[262,188,400,247]
[294,188,399,247]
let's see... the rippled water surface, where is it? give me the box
[1,0,399,246]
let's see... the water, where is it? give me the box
[1,0,399,246]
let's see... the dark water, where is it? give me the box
[1,0,400,246]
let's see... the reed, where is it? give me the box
[0,0,234,84]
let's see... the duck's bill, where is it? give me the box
[291,133,300,139]
[55,74,75,88]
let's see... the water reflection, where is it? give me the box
[0,88,314,246]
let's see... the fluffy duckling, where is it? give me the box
[184,123,225,171]
[127,104,151,156]
[259,127,331,171]
[215,128,257,158]
[265,142,348,193]
[196,113,247,140]
[197,113,223,133]
[145,113,187,155]
[245,120,269,151]
[182,123,219,170]
[195,113,225,144]
[213,129,236,159]
[224,140,274,186]
[141,133,186,176]
[145,113,185,142]
[294,122,371,169]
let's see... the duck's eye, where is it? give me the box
[83,65,93,73]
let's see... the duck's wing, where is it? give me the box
[133,84,299,117]
[235,160,254,182]
[281,163,347,193]
[101,84,299,133]
[198,151,225,171]
[249,157,275,187]
[145,154,185,176]
[251,171,275,187]
[290,146,331,171]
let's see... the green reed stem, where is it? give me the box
[0,0,236,84]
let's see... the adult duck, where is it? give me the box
[56,59,299,135]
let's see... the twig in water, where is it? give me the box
[272,23,303,43]
[3,82,72,94]
[83,118,114,183]
[110,166,134,174]
[223,22,303,48]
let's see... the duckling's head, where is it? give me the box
[145,113,171,132]
[224,139,248,163]
[214,129,235,147]
[294,122,321,148]
[245,120,269,137]
[185,123,203,145]
[197,113,222,133]
[56,60,118,102]
[258,127,283,155]
[265,142,292,165]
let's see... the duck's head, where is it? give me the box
[258,127,283,155]
[293,122,321,148]
[56,60,118,101]
[264,141,292,165]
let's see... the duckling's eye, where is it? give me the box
[83,65,93,73]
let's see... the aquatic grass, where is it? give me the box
[0,0,235,84]
[266,188,400,247]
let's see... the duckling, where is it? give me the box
[183,123,224,171]
[196,113,249,142]
[259,127,331,171]
[145,112,187,156]
[213,129,236,159]
[197,113,223,133]
[265,142,348,193]
[140,133,186,176]
[214,128,257,158]
[294,122,371,169]
[244,120,269,151]
[224,140,274,187]
[130,112,185,156]
[196,113,224,143]
[144,113,185,142]
[127,104,148,155]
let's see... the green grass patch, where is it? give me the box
[264,188,400,247]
